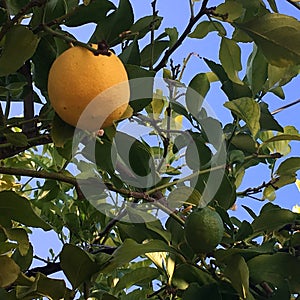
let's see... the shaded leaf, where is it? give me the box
[125,64,155,112]
[130,15,163,40]
[189,20,226,39]
[186,73,210,118]
[224,254,250,299]
[4,132,28,147]
[0,191,51,230]
[248,253,300,293]
[0,256,20,288]
[65,0,115,26]
[90,0,134,46]
[0,25,39,76]
[259,102,283,132]
[140,41,169,67]
[60,244,99,288]
[275,157,300,176]
[15,272,70,299]
[252,203,296,233]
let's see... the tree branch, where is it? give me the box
[19,60,36,137]
[0,134,52,159]
[0,0,46,41]
[153,0,211,71]
[237,177,280,198]
[286,0,300,10]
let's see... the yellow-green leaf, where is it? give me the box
[224,98,260,137]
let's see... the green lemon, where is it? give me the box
[184,207,224,254]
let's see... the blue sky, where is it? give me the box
[29,0,300,287]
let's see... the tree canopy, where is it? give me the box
[0,0,300,299]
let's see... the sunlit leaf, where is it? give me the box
[235,14,300,67]
[224,98,260,137]
[219,37,242,84]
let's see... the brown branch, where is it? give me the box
[19,61,36,137]
[237,177,280,198]
[271,98,300,115]
[0,0,46,41]
[0,134,52,159]
[286,0,300,10]
[153,0,211,71]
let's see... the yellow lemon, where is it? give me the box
[48,45,130,131]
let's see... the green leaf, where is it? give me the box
[0,25,39,76]
[219,37,242,84]
[267,64,300,89]
[215,0,244,22]
[130,15,163,40]
[65,0,115,26]
[0,191,51,230]
[90,0,134,46]
[140,41,169,67]
[224,98,260,137]
[3,227,29,256]
[248,253,300,293]
[235,221,253,241]
[259,126,300,153]
[4,132,28,147]
[60,244,100,288]
[114,267,160,292]
[165,27,178,48]
[259,102,283,132]
[275,157,300,176]
[252,203,296,233]
[266,0,278,12]
[102,239,176,273]
[51,113,74,148]
[189,20,226,39]
[186,73,210,118]
[11,244,33,272]
[15,272,70,299]
[246,45,268,96]
[0,256,20,288]
[183,283,222,300]
[173,263,216,289]
[204,58,252,100]
[230,133,258,153]
[32,35,57,93]
[119,40,140,65]
[167,186,202,210]
[235,14,300,67]
[224,254,250,299]
[124,64,155,112]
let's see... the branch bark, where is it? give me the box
[153,0,210,71]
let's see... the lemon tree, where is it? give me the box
[0,0,300,299]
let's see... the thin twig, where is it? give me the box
[237,177,280,198]
[271,98,300,115]
[153,0,210,71]
[286,0,300,10]
[0,0,46,41]
[150,0,158,70]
